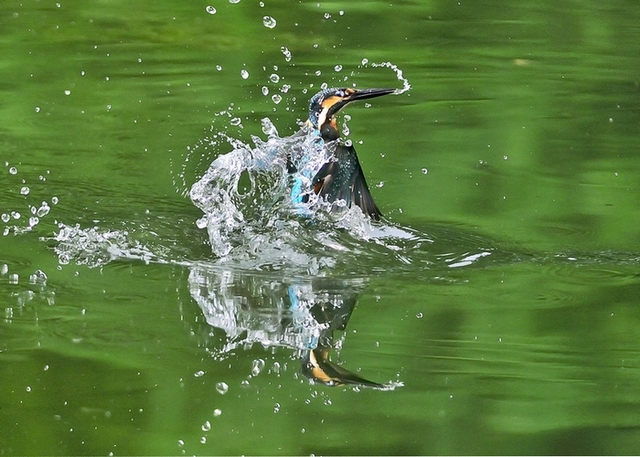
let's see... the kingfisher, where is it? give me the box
[289,87,395,220]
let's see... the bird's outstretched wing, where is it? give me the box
[311,143,381,220]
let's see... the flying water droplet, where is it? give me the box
[29,270,47,285]
[263,16,276,28]
[280,46,292,62]
[37,202,50,217]
[271,94,282,104]
[251,358,265,376]
[201,420,211,431]
[269,73,280,83]
[240,69,249,79]
[205,5,217,14]
[334,65,342,72]
[215,381,229,394]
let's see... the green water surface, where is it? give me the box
[1,0,640,455]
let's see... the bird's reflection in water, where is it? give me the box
[188,265,391,389]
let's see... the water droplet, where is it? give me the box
[194,370,205,377]
[201,420,211,431]
[263,16,276,28]
[261,86,269,96]
[421,168,428,174]
[315,70,322,76]
[216,65,222,71]
[280,46,292,62]
[213,408,222,416]
[9,274,19,284]
[361,58,369,66]
[240,69,249,79]
[20,186,30,195]
[230,117,242,126]
[416,312,423,318]
[1,214,8,223]
[215,381,229,394]
[51,196,59,204]
[64,90,71,95]
[334,65,342,72]
[324,12,331,19]
[269,73,280,83]
[273,402,281,413]
[9,167,18,175]
[37,202,50,217]
[251,358,265,376]
[271,94,282,104]
[0,264,8,275]
[205,5,217,14]
[35,106,40,113]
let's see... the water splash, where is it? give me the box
[185,117,453,275]
[359,60,411,95]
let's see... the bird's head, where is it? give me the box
[306,87,395,141]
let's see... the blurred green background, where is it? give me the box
[1,0,640,455]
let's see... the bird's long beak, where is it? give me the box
[346,88,396,102]
[326,88,395,118]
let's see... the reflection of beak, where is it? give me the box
[302,347,385,388]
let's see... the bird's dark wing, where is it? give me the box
[311,143,382,220]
